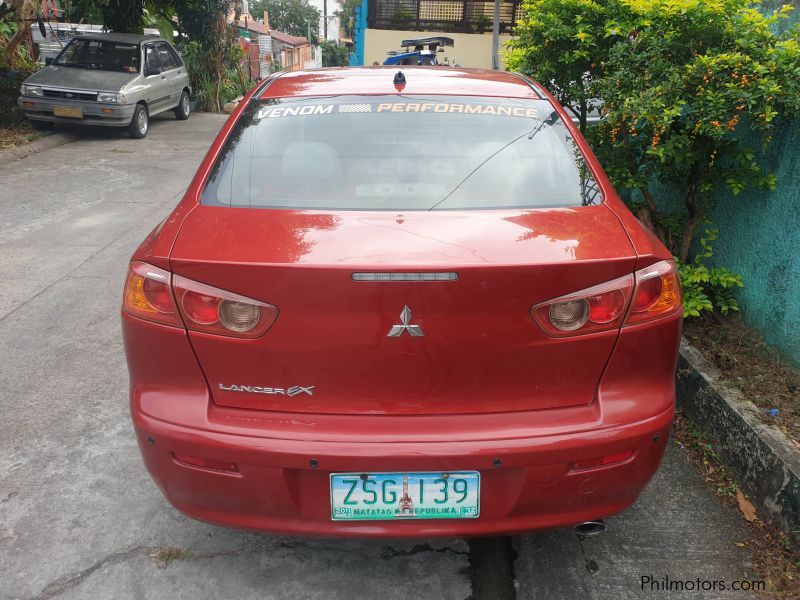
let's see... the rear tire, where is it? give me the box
[128,104,149,139]
[30,120,54,131]
[174,90,190,120]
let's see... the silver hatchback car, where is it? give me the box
[18,32,190,138]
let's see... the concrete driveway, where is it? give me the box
[0,114,758,599]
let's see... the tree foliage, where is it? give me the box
[321,39,348,66]
[169,0,247,112]
[337,0,361,39]
[506,0,800,313]
[506,0,613,133]
[251,0,320,45]
[102,0,145,33]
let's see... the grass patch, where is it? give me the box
[0,123,47,152]
[149,547,193,567]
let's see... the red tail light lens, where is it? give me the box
[627,260,682,324]
[531,260,682,337]
[123,262,181,327]
[532,274,634,337]
[123,262,278,338]
[173,275,278,339]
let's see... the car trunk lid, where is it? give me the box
[169,205,636,415]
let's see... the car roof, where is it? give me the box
[260,67,542,100]
[73,32,164,44]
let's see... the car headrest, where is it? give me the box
[281,141,339,184]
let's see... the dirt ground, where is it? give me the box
[683,315,800,441]
[0,122,47,151]
[673,413,800,597]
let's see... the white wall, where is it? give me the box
[307,0,342,41]
[364,29,513,70]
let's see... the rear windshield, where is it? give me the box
[55,38,140,73]
[201,95,601,210]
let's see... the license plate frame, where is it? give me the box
[330,470,480,521]
[53,105,83,119]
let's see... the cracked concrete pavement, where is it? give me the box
[0,114,760,599]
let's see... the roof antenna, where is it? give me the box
[393,70,406,92]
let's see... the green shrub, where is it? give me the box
[677,229,743,318]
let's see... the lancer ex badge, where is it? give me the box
[387,305,424,337]
[219,383,314,397]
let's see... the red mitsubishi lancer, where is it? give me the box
[122,67,682,537]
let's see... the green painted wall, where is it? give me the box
[701,119,800,365]
[692,1,799,365]
[649,117,800,366]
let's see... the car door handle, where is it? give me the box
[161,74,166,79]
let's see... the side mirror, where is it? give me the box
[45,56,54,66]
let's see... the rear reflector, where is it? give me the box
[572,450,634,470]
[173,453,239,473]
[352,272,458,282]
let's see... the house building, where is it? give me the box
[349,0,517,69]
[271,29,321,71]
[230,4,322,77]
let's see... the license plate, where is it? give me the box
[330,471,480,521]
[53,105,83,118]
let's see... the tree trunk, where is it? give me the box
[678,161,703,262]
[579,99,587,135]
[4,0,35,60]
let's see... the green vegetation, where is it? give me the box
[251,0,321,45]
[321,40,349,67]
[678,229,743,317]
[507,0,800,317]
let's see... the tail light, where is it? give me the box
[626,260,682,325]
[531,260,681,337]
[123,262,181,327]
[532,274,634,337]
[123,261,278,338]
[172,275,278,338]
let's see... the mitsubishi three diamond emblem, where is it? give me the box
[387,305,424,337]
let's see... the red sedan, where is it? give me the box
[122,67,682,537]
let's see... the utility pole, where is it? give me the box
[491,0,500,70]
[323,0,328,40]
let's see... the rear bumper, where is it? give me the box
[18,96,135,127]
[132,403,673,538]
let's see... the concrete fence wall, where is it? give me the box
[701,120,800,365]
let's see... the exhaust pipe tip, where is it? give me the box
[573,520,606,536]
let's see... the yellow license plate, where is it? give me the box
[53,105,83,118]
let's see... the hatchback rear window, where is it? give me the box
[55,38,140,73]
[201,95,601,210]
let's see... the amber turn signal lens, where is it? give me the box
[627,260,682,325]
[122,262,181,327]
